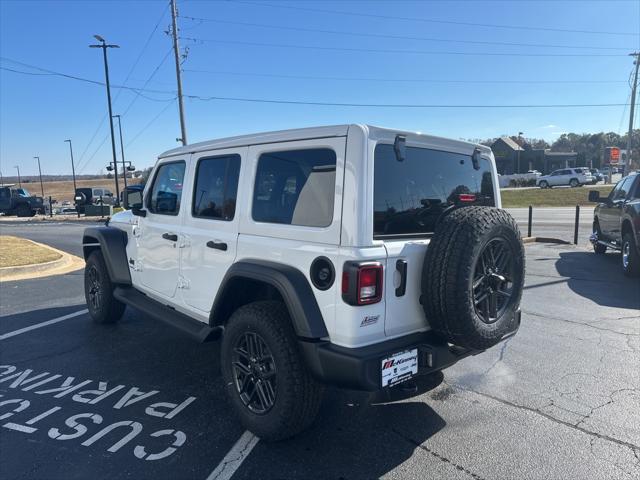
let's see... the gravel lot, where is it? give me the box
[0,222,638,480]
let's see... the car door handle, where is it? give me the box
[395,259,407,297]
[206,240,228,251]
[162,233,178,242]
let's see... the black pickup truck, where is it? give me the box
[0,185,45,217]
[589,172,640,276]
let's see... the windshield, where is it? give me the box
[373,144,495,238]
[15,188,31,197]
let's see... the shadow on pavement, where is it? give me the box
[554,250,640,310]
[242,373,447,479]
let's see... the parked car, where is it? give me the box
[590,172,640,276]
[589,168,604,184]
[536,168,593,188]
[81,124,524,440]
[0,185,45,217]
[527,170,542,176]
[74,187,116,214]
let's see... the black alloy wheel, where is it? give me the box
[472,237,515,324]
[86,264,103,312]
[232,331,277,415]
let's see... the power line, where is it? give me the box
[126,99,176,148]
[235,1,639,37]
[181,37,628,57]
[186,94,630,109]
[183,68,627,85]
[181,15,633,51]
[1,59,630,109]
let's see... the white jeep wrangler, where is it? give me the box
[82,125,524,440]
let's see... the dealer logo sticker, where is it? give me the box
[360,315,379,327]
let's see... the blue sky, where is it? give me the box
[1,0,639,177]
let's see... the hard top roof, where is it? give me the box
[158,124,485,159]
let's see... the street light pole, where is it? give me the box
[90,35,121,206]
[33,156,44,198]
[113,114,128,191]
[14,166,21,187]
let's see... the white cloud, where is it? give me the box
[541,124,557,129]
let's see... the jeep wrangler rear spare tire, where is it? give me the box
[422,206,524,350]
[221,301,324,441]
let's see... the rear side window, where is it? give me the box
[192,154,241,220]
[373,144,495,238]
[148,161,185,215]
[252,148,336,227]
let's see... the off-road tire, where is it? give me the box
[84,250,126,324]
[593,221,607,254]
[422,206,525,350]
[539,180,548,189]
[569,178,579,187]
[221,301,324,441]
[622,232,640,277]
[16,204,34,217]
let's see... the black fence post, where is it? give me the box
[527,205,533,238]
[574,205,580,245]
[49,196,53,218]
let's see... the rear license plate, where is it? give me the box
[381,349,418,387]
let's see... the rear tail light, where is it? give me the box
[342,262,383,305]
[458,193,476,203]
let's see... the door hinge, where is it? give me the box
[177,275,190,289]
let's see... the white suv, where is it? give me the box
[82,125,524,440]
[536,167,593,188]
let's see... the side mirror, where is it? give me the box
[588,191,600,202]
[125,190,144,211]
[131,207,147,217]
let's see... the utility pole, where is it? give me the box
[171,0,188,145]
[33,156,44,198]
[64,139,78,195]
[625,52,640,176]
[14,166,21,187]
[90,35,121,206]
[113,115,128,191]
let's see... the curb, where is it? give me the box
[0,240,85,282]
[522,236,572,245]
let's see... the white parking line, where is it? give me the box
[206,430,259,480]
[0,309,88,340]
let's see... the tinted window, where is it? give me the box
[374,144,495,237]
[192,154,241,220]
[252,149,336,227]
[614,175,635,200]
[148,161,185,215]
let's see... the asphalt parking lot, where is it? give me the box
[1,221,639,479]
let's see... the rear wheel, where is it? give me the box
[622,232,640,277]
[16,204,33,217]
[422,207,524,350]
[221,301,323,441]
[84,250,126,324]
[569,178,579,187]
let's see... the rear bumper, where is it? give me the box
[299,310,520,391]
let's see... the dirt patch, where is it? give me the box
[0,236,62,267]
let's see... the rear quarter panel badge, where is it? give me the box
[360,315,380,327]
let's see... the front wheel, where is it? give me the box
[539,180,548,189]
[84,250,126,323]
[593,221,607,254]
[221,301,323,441]
[622,232,640,277]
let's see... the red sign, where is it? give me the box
[609,147,620,163]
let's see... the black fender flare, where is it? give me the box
[210,260,329,340]
[82,226,132,285]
